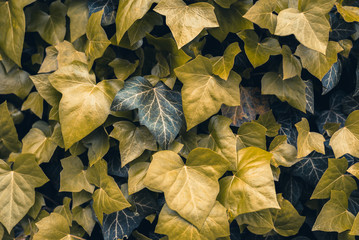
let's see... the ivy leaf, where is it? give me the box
[59,156,95,193]
[210,42,241,80]
[321,60,342,95]
[67,0,89,42]
[218,147,279,220]
[144,148,229,228]
[102,189,158,240]
[238,30,281,68]
[156,202,230,240]
[128,12,163,46]
[336,2,359,23]
[311,158,357,199]
[27,0,67,45]
[154,0,218,49]
[243,0,277,34]
[86,159,131,224]
[82,127,110,167]
[237,122,267,150]
[49,61,120,149]
[295,41,343,80]
[53,197,72,226]
[110,121,157,167]
[88,0,117,26]
[128,162,150,195]
[261,72,307,112]
[255,110,281,137]
[0,62,33,99]
[275,0,336,54]
[330,110,359,158]
[329,13,356,41]
[0,154,49,233]
[221,87,270,127]
[73,206,95,236]
[281,45,302,80]
[269,135,299,168]
[0,0,35,66]
[0,101,21,153]
[115,0,157,44]
[214,0,237,8]
[236,194,305,237]
[111,76,184,149]
[342,95,359,115]
[33,213,72,240]
[291,150,333,186]
[209,0,253,42]
[85,9,111,70]
[305,80,314,115]
[175,55,241,130]
[295,118,325,158]
[312,190,355,232]
[109,58,139,82]
[21,92,44,118]
[280,175,303,207]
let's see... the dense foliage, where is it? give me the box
[1,0,359,239]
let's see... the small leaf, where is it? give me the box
[243,0,277,34]
[30,74,61,107]
[82,127,110,166]
[33,213,71,240]
[218,147,278,220]
[330,110,359,158]
[111,76,184,148]
[295,118,325,158]
[38,46,58,73]
[261,72,307,112]
[322,60,342,95]
[175,55,241,130]
[281,45,302,80]
[156,202,230,240]
[67,0,89,42]
[211,42,241,80]
[88,0,117,26]
[255,110,281,137]
[73,206,95,236]
[110,121,157,167]
[336,2,359,22]
[269,135,299,168]
[21,92,43,118]
[237,122,267,150]
[144,148,229,228]
[312,190,355,232]
[108,58,139,81]
[329,13,356,41]
[85,9,111,70]
[311,158,357,199]
[59,156,95,193]
[0,101,21,153]
[154,0,219,48]
[128,162,150,195]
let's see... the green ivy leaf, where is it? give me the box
[73,206,95,236]
[85,9,111,70]
[111,76,184,148]
[33,212,72,240]
[108,58,139,81]
[175,55,241,130]
[269,135,299,168]
[110,121,157,167]
[49,61,121,149]
[236,194,305,237]
[214,0,237,8]
[311,158,357,199]
[210,42,241,80]
[0,0,35,66]
[144,148,229,228]
[218,147,279,220]
[243,0,277,34]
[312,190,355,232]
[21,92,43,118]
[330,110,359,158]
[154,0,218,49]
[254,110,281,137]
[38,47,58,73]
[67,0,89,42]
[281,45,302,80]
[295,41,343,80]
[0,101,21,153]
[0,153,48,233]
[53,197,72,226]
[295,118,325,158]
[275,0,336,54]
[336,2,359,23]
[238,30,281,68]
[156,202,230,240]
[261,72,307,112]
[236,122,267,150]
[128,162,150,195]
[27,0,67,45]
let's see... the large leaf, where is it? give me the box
[88,0,117,26]
[238,30,281,68]
[85,9,111,70]
[311,158,357,199]
[0,0,35,66]
[236,194,305,237]
[143,148,229,228]
[221,87,270,127]
[111,76,184,148]
[174,55,241,130]
[218,147,279,220]
[330,110,359,158]
[261,72,307,112]
[295,118,325,158]
[156,202,230,240]
[110,121,157,167]
[154,0,218,49]
[102,190,158,240]
[312,190,355,232]
[49,61,120,149]
[243,0,277,34]
[0,154,48,232]
[275,0,336,54]
[115,0,157,44]
[0,101,21,153]
[295,41,343,80]
[27,0,67,45]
